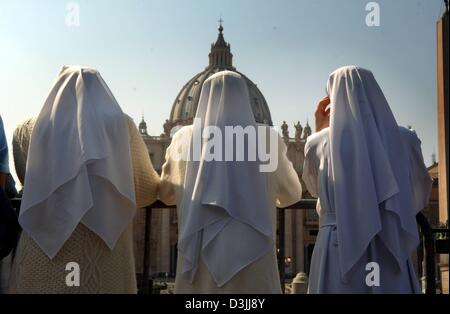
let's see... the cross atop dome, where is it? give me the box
[208,20,235,70]
[218,17,224,33]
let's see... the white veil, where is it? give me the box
[19,66,136,258]
[178,71,273,287]
[327,66,426,280]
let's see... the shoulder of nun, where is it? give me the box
[123,114,138,134]
[398,126,421,145]
[123,114,134,124]
[260,125,281,138]
[171,125,193,142]
[12,118,34,150]
[305,128,329,154]
[14,117,35,135]
[259,125,285,151]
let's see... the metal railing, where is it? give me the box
[138,199,445,294]
[8,198,447,294]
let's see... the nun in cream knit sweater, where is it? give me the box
[8,66,159,294]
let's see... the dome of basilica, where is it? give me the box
[168,24,273,129]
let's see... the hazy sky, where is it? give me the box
[0,0,446,185]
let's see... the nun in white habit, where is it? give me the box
[303,66,432,294]
[9,66,159,294]
[159,71,302,294]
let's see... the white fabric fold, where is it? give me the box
[327,66,430,280]
[19,65,136,259]
[178,70,273,287]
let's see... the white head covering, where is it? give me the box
[327,65,423,280]
[19,66,136,259]
[178,70,273,287]
[0,115,10,174]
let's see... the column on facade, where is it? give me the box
[296,210,305,273]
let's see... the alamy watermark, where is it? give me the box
[366,2,380,27]
[65,2,80,27]
[65,262,80,287]
[365,262,380,287]
[169,118,279,173]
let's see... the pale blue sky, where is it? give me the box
[0,0,446,185]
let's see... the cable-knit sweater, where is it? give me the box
[8,116,159,294]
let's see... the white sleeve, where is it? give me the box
[302,138,319,198]
[159,140,177,206]
[275,134,303,208]
[404,130,433,213]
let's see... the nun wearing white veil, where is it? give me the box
[303,66,432,293]
[159,71,302,294]
[8,66,159,294]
